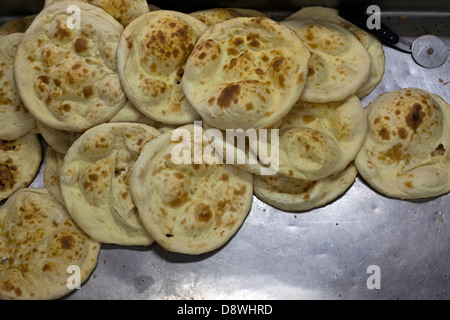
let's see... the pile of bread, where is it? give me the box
[0,1,448,300]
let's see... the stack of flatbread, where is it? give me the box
[0,1,448,300]
[191,6,382,211]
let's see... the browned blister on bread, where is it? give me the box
[183,17,311,130]
[60,122,161,245]
[0,133,42,201]
[0,188,100,300]
[0,33,36,141]
[14,1,126,132]
[117,10,207,125]
[356,88,450,199]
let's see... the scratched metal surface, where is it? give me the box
[2,2,450,300]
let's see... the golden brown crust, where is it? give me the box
[356,88,450,199]
[183,17,311,130]
[282,14,371,102]
[117,10,206,125]
[0,33,36,141]
[14,1,126,132]
[0,133,42,201]
[0,188,100,300]
[60,122,160,245]
[44,0,150,26]
[130,124,254,255]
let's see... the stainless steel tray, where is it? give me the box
[2,1,450,300]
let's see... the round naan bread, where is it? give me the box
[130,124,254,255]
[44,0,150,26]
[189,8,269,27]
[254,163,358,212]
[182,17,311,130]
[0,188,100,300]
[14,1,126,133]
[43,146,65,205]
[0,33,36,141]
[285,6,385,99]
[282,15,371,103]
[60,122,160,245]
[0,133,42,201]
[117,10,207,125]
[274,96,367,180]
[356,88,450,199]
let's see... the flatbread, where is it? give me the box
[0,19,27,36]
[36,121,82,155]
[43,146,65,204]
[254,163,358,212]
[109,100,159,126]
[22,15,38,29]
[282,15,371,102]
[110,103,177,133]
[44,0,150,26]
[0,133,42,201]
[189,8,269,27]
[130,124,253,255]
[0,188,100,300]
[355,88,450,199]
[0,33,36,141]
[285,6,385,98]
[183,17,311,130]
[14,1,126,133]
[59,122,160,245]
[117,10,207,125]
[37,101,160,155]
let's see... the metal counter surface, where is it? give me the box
[4,6,450,299]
